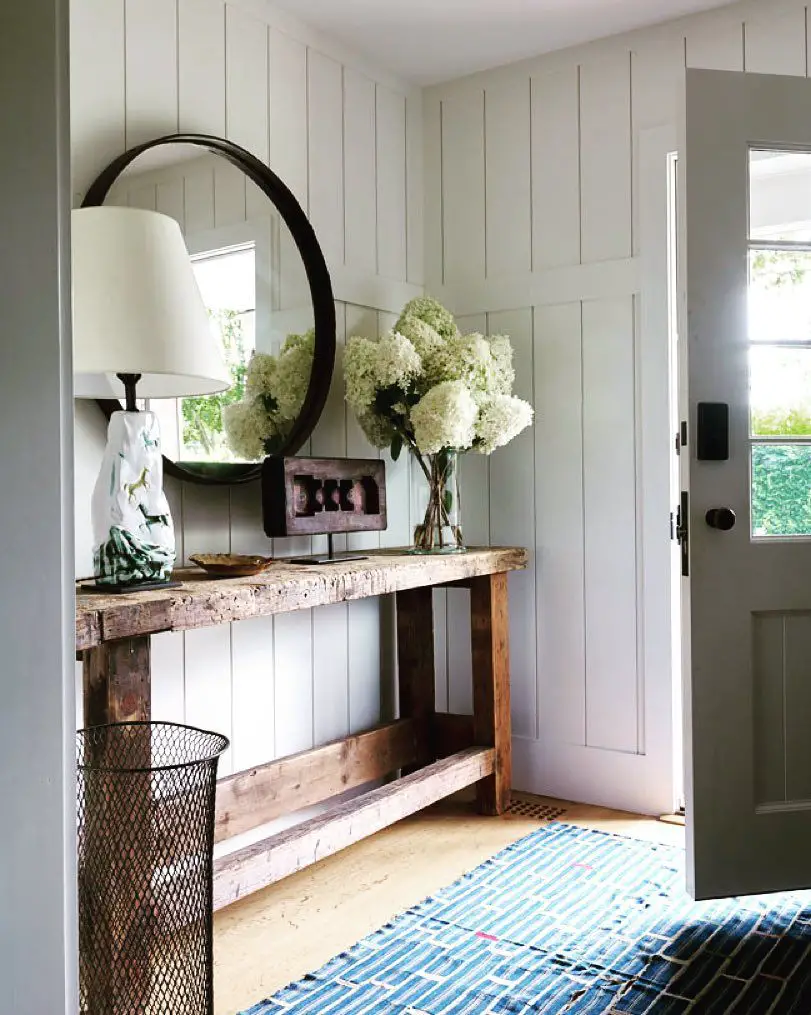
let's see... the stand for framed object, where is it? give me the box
[262,456,386,564]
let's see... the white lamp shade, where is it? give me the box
[71,207,231,399]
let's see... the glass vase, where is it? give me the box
[411,450,465,553]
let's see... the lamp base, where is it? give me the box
[91,410,176,586]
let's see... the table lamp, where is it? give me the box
[72,207,231,591]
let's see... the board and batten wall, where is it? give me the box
[424,0,811,815]
[70,0,424,780]
[69,0,809,816]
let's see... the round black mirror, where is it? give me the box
[81,133,336,485]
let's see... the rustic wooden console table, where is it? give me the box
[76,547,526,910]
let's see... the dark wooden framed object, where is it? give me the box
[81,133,336,486]
[262,456,387,538]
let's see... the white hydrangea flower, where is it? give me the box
[396,315,445,364]
[342,294,533,464]
[487,334,516,394]
[411,381,478,454]
[475,394,534,454]
[452,333,493,398]
[223,399,276,460]
[344,336,381,414]
[358,411,396,449]
[424,332,501,403]
[396,296,459,343]
[245,352,277,399]
[272,329,314,420]
[374,330,422,389]
[223,329,314,459]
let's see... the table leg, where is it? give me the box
[83,636,151,726]
[396,587,436,769]
[80,636,152,1011]
[471,573,512,815]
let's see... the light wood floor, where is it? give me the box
[213,793,685,1015]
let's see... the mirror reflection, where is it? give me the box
[104,145,315,472]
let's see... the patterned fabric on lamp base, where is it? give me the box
[92,410,175,588]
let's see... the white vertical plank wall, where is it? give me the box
[344,68,377,276]
[70,0,811,817]
[426,0,811,815]
[70,0,423,787]
[225,4,269,160]
[533,303,586,748]
[178,0,227,136]
[530,66,581,270]
[125,0,179,146]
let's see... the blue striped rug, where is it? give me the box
[241,823,811,1014]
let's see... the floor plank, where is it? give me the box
[213,792,684,1015]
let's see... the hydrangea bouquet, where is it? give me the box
[344,297,533,552]
[223,329,314,459]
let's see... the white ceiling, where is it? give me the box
[272,0,737,85]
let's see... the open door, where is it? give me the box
[683,68,811,899]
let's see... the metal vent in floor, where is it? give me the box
[508,798,567,821]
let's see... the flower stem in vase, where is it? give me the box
[411,450,465,554]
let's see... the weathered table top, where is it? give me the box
[76,546,527,651]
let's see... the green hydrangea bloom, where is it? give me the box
[396,296,459,343]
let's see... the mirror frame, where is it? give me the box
[81,132,336,486]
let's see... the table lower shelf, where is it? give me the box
[213,747,495,910]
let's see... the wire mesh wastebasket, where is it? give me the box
[77,721,229,1015]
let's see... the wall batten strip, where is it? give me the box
[404,94,410,280]
[375,83,380,275]
[440,100,445,286]
[806,6,809,80]
[579,301,588,735]
[531,305,540,741]
[528,78,534,274]
[483,88,488,279]
[632,295,644,756]
[577,64,583,265]
[628,52,634,257]
[783,617,788,801]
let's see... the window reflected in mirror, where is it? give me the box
[179,243,257,463]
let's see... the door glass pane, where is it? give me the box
[750,149,811,242]
[751,347,811,436]
[749,250,811,343]
[752,444,811,537]
[749,149,811,540]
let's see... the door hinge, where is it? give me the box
[675,421,687,456]
[675,491,689,577]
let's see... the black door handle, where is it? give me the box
[705,507,736,531]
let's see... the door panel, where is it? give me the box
[684,69,811,899]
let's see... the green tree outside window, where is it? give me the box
[750,250,811,536]
[181,309,249,459]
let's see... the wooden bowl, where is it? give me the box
[189,553,274,578]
